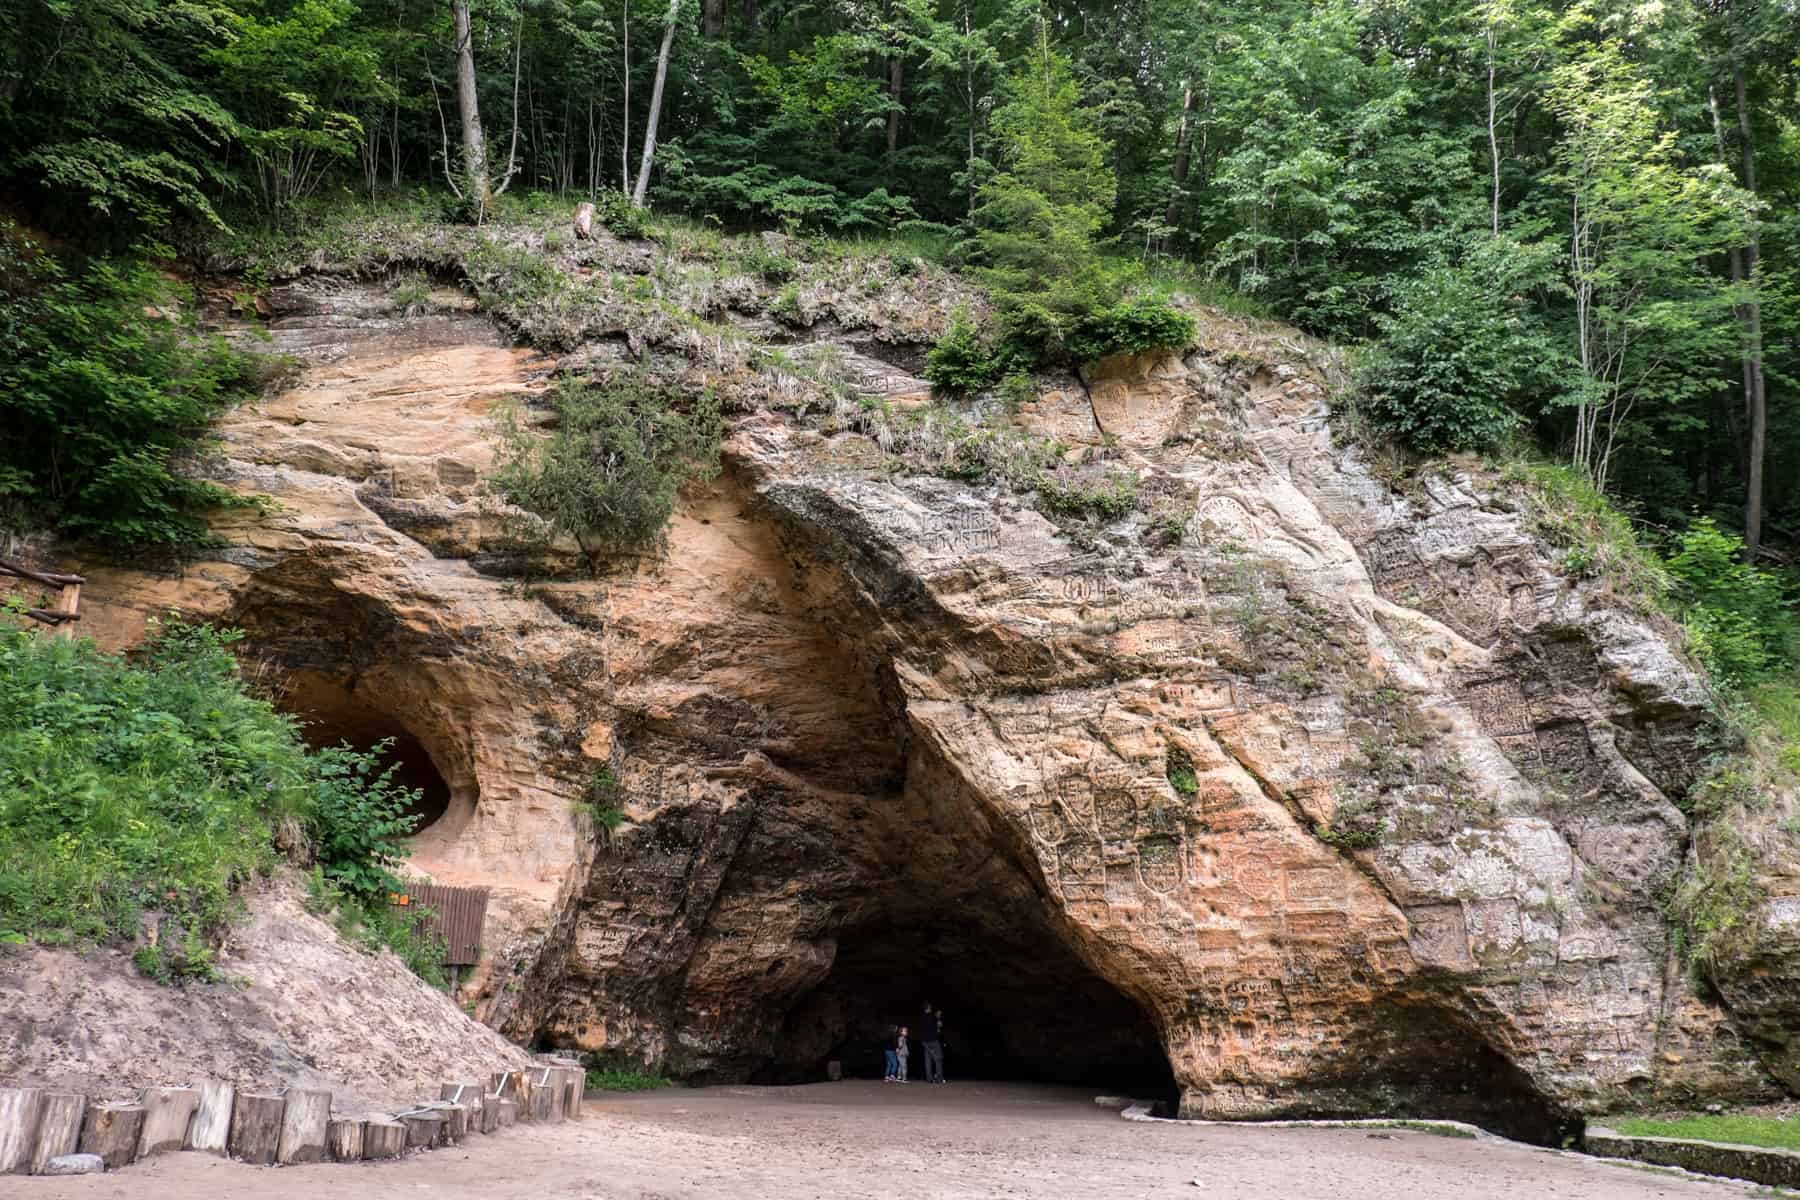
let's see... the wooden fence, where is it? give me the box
[0,557,83,638]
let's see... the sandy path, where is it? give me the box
[11,1082,1757,1200]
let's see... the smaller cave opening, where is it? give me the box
[1301,999,1586,1147]
[282,673,454,836]
[756,914,1178,1107]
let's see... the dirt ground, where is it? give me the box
[10,1081,1762,1200]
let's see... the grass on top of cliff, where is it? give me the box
[0,614,429,982]
[213,193,982,358]
[1613,1113,1800,1152]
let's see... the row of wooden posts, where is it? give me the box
[0,1059,587,1176]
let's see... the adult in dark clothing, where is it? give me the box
[920,1003,945,1083]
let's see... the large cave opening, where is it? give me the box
[758,912,1177,1101]
[736,733,1179,1105]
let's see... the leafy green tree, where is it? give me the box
[207,0,388,213]
[1359,239,1566,453]
[0,0,240,232]
[1548,38,1750,491]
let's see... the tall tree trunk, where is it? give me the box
[1486,24,1501,235]
[1710,71,1767,557]
[964,8,977,222]
[492,3,524,197]
[1734,62,1766,558]
[1160,84,1196,251]
[586,93,598,199]
[742,0,757,30]
[621,0,631,194]
[631,0,680,208]
[703,0,725,37]
[452,0,492,216]
[886,52,903,167]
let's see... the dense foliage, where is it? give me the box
[1355,254,1559,453]
[1666,518,1798,692]
[490,370,723,558]
[0,224,264,548]
[0,615,427,980]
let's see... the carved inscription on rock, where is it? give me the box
[1535,721,1602,790]
[1284,865,1347,911]
[921,510,1001,557]
[1407,903,1473,970]
[576,924,633,964]
[1462,678,1533,737]
[1091,766,1141,841]
[1057,839,1105,904]
[1138,836,1184,894]
[1162,677,1242,716]
[1362,529,1427,588]
[1055,571,1200,627]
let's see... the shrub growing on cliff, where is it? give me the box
[490,371,723,560]
[1664,518,1796,691]
[1065,296,1196,363]
[924,312,1004,395]
[306,743,425,899]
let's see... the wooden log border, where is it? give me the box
[0,1056,590,1176]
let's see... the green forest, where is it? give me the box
[3,0,1795,536]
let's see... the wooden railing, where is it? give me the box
[0,556,84,638]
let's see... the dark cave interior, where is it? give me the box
[755,911,1178,1105]
[284,676,452,834]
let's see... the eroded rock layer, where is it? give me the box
[49,253,1796,1138]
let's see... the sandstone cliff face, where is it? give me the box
[54,229,1797,1139]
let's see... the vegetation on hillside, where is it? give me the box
[0,223,269,549]
[3,0,1793,545]
[0,613,433,982]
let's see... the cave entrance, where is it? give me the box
[282,672,454,836]
[757,910,1178,1104]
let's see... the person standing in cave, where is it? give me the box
[883,1025,900,1082]
[893,1025,910,1082]
[920,1003,945,1084]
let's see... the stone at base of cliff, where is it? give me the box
[43,1154,104,1176]
[1586,1127,1800,1189]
